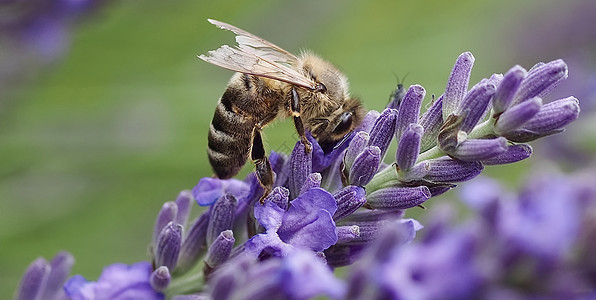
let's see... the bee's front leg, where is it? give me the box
[251,128,274,203]
[291,87,312,153]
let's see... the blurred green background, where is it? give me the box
[1,0,594,297]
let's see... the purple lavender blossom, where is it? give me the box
[64,262,164,300]
[244,187,338,257]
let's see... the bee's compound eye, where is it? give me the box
[316,83,327,93]
[334,111,353,134]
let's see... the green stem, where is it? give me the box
[467,119,495,139]
[416,146,445,162]
[165,268,205,297]
[366,165,398,194]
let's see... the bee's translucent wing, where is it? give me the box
[199,19,318,90]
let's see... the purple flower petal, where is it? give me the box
[65,262,164,300]
[281,250,347,300]
[192,177,249,206]
[443,52,475,120]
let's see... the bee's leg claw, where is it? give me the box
[252,128,274,204]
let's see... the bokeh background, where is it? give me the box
[1,0,595,297]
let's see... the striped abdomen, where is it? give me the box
[207,86,255,179]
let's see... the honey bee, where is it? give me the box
[199,19,365,199]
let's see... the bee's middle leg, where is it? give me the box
[291,87,312,153]
[251,127,274,203]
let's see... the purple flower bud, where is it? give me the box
[396,85,426,142]
[16,258,50,300]
[339,220,391,245]
[415,157,484,183]
[270,151,289,187]
[333,185,366,220]
[513,59,568,105]
[175,190,193,228]
[419,95,443,152]
[494,97,542,135]
[176,212,210,274]
[341,209,405,223]
[207,194,237,246]
[264,186,290,211]
[172,296,208,300]
[336,225,360,244]
[450,137,508,162]
[288,140,313,199]
[349,146,382,186]
[368,108,398,159]
[366,186,431,210]
[357,110,381,133]
[457,81,496,133]
[153,201,177,250]
[282,250,347,300]
[150,266,171,292]
[493,65,527,114]
[363,219,422,263]
[443,52,475,120]
[155,222,182,270]
[480,144,532,165]
[503,96,580,143]
[299,173,322,196]
[344,131,369,171]
[396,123,424,171]
[41,251,75,300]
[205,230,235,269]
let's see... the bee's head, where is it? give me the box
[311,97,365,152]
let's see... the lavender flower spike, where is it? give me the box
[349,146,382,186]
[492,65,527,115]
[366,186,431,210]
[206,193,237,246]
[396,123,423,172]
[150,266,171,292]
[155,222,183,270]
[15,258,50,300]
[395,84,425,142]
[443,52,475,120]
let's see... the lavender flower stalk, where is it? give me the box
[12,51,582,299]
